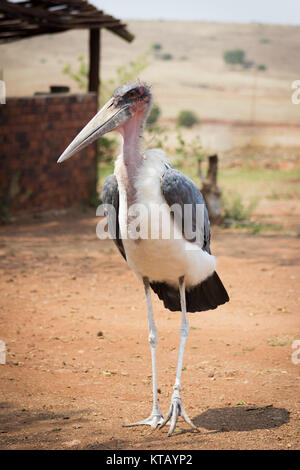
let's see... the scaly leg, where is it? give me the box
[123,277,163,429]
[160,276,198,436]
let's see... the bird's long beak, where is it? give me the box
[57,97,131,163]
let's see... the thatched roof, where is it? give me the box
[0,0,134,43]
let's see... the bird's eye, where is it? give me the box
[128,90,137,98]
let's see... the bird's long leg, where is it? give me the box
[159,276,198,436]
[123,277,163,429]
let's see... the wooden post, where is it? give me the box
[88,28,101,202]
[201,154,223,225]
[88,28,101,99]
[206,154,218,185]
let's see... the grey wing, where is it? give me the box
[161,168,211,253]
[101,174,126,261]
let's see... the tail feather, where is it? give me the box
[150,271,229,313]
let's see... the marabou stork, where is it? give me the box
[58,81,229,436]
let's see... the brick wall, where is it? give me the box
[0,93,98,215]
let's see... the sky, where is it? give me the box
[90,0,300,25]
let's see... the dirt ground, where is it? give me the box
[0,208,299,450]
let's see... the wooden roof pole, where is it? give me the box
[88,27,101,201]
[88,27,100,100]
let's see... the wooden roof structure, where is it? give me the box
[0,0,134,95]
[0,0,134,43]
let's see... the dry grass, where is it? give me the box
[2,20,300,154]
[1,20,300,124]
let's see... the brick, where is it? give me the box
[1,94,98,214]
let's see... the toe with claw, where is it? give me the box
[123,410,164,429]
[159,386,198,436]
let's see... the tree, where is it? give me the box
[177,110,199,128]
[146,103,161,127]
[223,49,245,65]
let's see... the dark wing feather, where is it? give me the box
[101,174,126,261]
[150,168,229,312]
[160,168,211,252]
[151,272,229,312]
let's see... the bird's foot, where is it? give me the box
[159,386,198,437]
[123,410,164,429]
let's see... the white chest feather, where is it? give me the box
[114,149,216,288]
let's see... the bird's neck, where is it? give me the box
[116,112,145,204]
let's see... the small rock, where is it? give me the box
[64,439,81,448]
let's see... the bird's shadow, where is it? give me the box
[82,405,291,449]
[162,405,290,437]
[191,405,290,434]
[85,405,290,449]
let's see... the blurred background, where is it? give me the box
[0,0,299,451]
[1,0,299,233]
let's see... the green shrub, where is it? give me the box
[160,53,173,61]
[223,49,245,65]
[177,110,199,128]
[152,43,162,51]
[62,55,87,90]
[257,64,267,71]
[222,192,258,225]
[174,133,204,168]
[146,103,161,127]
